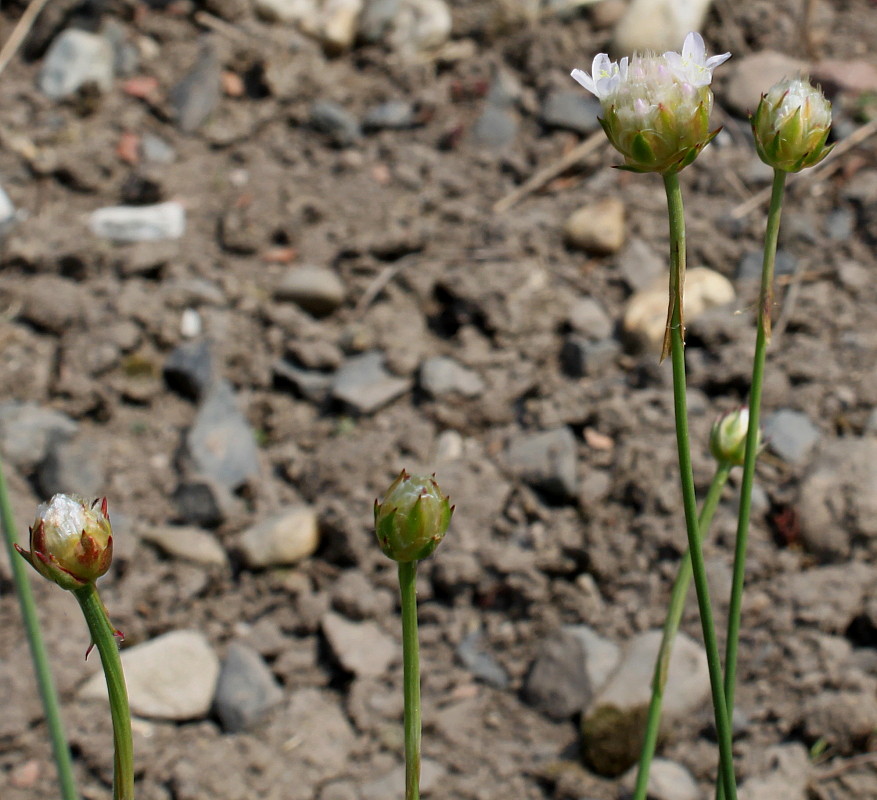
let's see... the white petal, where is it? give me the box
[683,32,706,64]
[705,51,732,70]
[571,68,598,96]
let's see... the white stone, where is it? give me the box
[89,201,185,243]
[139,525,228,567]
[621,759,701,800]
[564,197,626,255]
[238,505,320,568]
[613,0,715,54]
[320,0,363,52]
[80,630,220,720]
[253,0,315,24]
[39,29,114,100]
[389,0,452,55]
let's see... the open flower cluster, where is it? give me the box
[571,32,730,173]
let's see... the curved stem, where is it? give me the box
[663,172,737,800]
[398,560,421,800]
[717,168,786,800]
[632,461,733,800]
[0,460,79,800]
[73,583,134,800]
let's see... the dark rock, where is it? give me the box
[560,336,620,378]
[505,427,578,499]
[213,642,284,732]
[309,101,361,147]
[273,360,334,404]
[164,339,217,401]
[173,478,236,528]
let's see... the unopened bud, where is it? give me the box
[16,494,113,591]
[751,78,833,172]
[710,407,759,467]
[374,471,452,563]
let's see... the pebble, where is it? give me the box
[359,760,445,800]
[539,90,601,134]
[736,249,796,282]
[89,201,186,243]
[622,267,735,354]
[826,208,854,241]
[471,105,518,149]
[331,351,412,414]
[783,562,875,633]
[213,641,284,732]
[724,52,808,116]
[183,380,261,490]
[362,100,417,132]
[80,630,220,720]
[564,198,625,255]
[762,409,819,464]
[39,29,115,100]
[37,433,106,498]
[738,744,809,800]
[173,478,237,528]
[802,690,877,755]
[567,296,612,340]
[798,439,877,561]
[331,570,394,620]
[141,133,176,165]
[613,0,714,54]
[139,524,228,567]
[0,183,16,233]
[254,0,314,24]
[358,0,400,42]
[505,427,578,500]
[275,266,345,316]
[164,339,217,401]
[321,611,398,678]
[560,336,620,378]
[0,402,77,471]
[238,504,320,568]
[617,238,664,291]
[581,630,710,776]
[274,359,334,403]
[456,630,509,689]
[20,275,85,334]
[317,0,363,53]
[387,0,452,56]
[419,356,485,398]
[310,100,361,147]
[620,759,701,800]
[169,42,221,133]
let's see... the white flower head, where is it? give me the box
[663,32,731,88]
[571,53,628,101]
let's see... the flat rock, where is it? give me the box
[419,356,485,398]
[169,43,221,133]
[0,402,77,471]
[623,267,735,354]
[581,630,709,776]
[762,409,819,464]
[725,51,808,116]
[140,524,228,567]
[39,29,114,100]
[813,58,877,94]
[213,641,284,732]
[567,296,612,339]
[89,201,185,243]
[564,198,625,255]
[275,266,345,316]
[80,630,220,721]
[456,630,509,689]
[613,0,714,54]
[620,759,701,800]
[331,351,411,414]
[539,90,601,134]
[505,427,578,499]
[184,380,260,491]
[310,100,361,147]
[471,105,518,148]
[321,612,397,677]
[238,504,319,568]
[164,338,217,401]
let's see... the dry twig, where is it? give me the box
[0,0,54,78]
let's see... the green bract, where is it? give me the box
[374,471,452,562]
[16,494,114,591]
[752,78,833,172]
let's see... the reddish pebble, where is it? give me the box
[221,71,245,98]
[261,247,297,264]
[10,759,40,788]
[117,131,140,165]
[584,427,614,451]
[371,163,391,185]
[123,76,160,100]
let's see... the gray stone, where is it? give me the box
[360,760,445,800]
[802,690,877,755]
[184,380,260,490]
[783,562,876,633]
[419,356,485,398]
[169,43,221,133]
[140,524,228,567]
[310,101,361,147]
[275,267,345,316]
[358,0,401,42]
[253,0,314,23]
[471,105,518,148]
[331,570,394,620]
[38,433,106,498]
[80,630,220,720]
[141,134,176,165]
[620,759,701,800]
[564,198,625,254]
[274,359,334,403]
[570,625,622,692]
[567,296,612,340]
[762,409,819,464]
[725,51,808,116]
[826,208,854,241]
[331,351,411,414]
[505,427,578,499]
[0,402,77,471]
[89,201,185,243]
[581,630,710,776]
[39,29,114,100]
[239,505,319,568]
[617,238,664,291]
[173,478,236,528]
[321,612,397,678]
[363,100,416,132]
[539,90,601,134]
[736,249,796,282]
[560,336,620,378]
[164,339,216,401]
[213,642,284,732]
[456,630,509,689]
[738,744,810,800]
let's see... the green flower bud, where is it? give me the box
[16,494,113,590]
[571,32,730,174]
[374,471,452,563]
[710,407,759,467]
[751,78,833,172]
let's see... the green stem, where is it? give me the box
[73,583,134,800]
[717,168,786,800]
[632,460,733,800]
[398,560,421,800]
[663,171,737,800]
[0,460,79,800]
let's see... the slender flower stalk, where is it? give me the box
[632,460,733,800]
[375,471,453,800]
[0,464,78,800]
[664,172,738,800]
